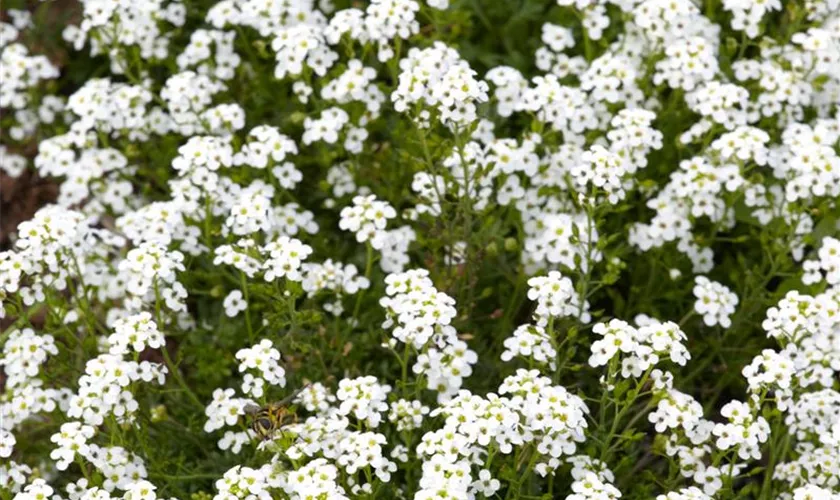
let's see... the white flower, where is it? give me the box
[223,290,247,318]
[124,480,158,500]
[693,276,738,328]
[49,422,95,470]
[204,388,250,433]
[388,399,430,431]
[527,271,589,326]
[470,469,501,497]
[336,376,391,428]
[108,312,165,355]
[501,324,558,369]
[261,236,313,282]
[235,340,286,387]
[338,194,397,249]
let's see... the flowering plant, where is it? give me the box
[2,0,840,499]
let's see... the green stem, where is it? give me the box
[241,271,254,342]
[352,243,375,319]
[677,309,695,328]
[75,455,93,483]
[160,344,204,410]
[150,472,220,481]
[577,202,597,325]
[400,342,411,397]
[760,424,791,498]
[600,366,654,463]
[155,282,204,410]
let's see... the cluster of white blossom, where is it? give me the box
[501,324,558,370]
[63,0,187,74]
[392,42,489,126]
[177,29,241,80]
[236,340,287,397]
[1,17,61,144]
[66,79,159,138]
[162,71,242,135]
[30,305,172,493]
[692,276,739,328]
[301,260,370,315]
[118,242,188,312]
[1,206,124,304]
[762,288,840,389]
[803,236,840,285]
[67,354,168,427]
[415,370,589,498]
[523,212,603,274]
[527,271,590,326]
[567,456,621,500]
[589,318,690,376]
[380,269,477,401]
[261,236,314,282]
[338,194,397,249]
[0,328,64,461]
[214,464,276,500]
[108,312,165,355]
[722,0,782,38]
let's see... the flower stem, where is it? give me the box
[352,243,375,319]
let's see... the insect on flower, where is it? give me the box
[243,385,309,440]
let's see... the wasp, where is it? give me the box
[244,385,308,440]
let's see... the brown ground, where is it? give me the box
[0,169,58,248]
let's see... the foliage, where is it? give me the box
[1,0,840,499]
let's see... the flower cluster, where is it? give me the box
[527,271,590,325]
[416,369,589,498]
[393,42,489,126]
[589,318,690,376]
[118,243,188,312]
[380,269,477,401]
[68,354,168,426]
[692,276,739,328]
[108,312,165,356]
[338,194,397,249]
[236,340,287,397]
[501,324,558,369]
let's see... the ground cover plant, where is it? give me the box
[1,0,840,499]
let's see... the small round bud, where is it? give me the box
[504,237,518,252]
